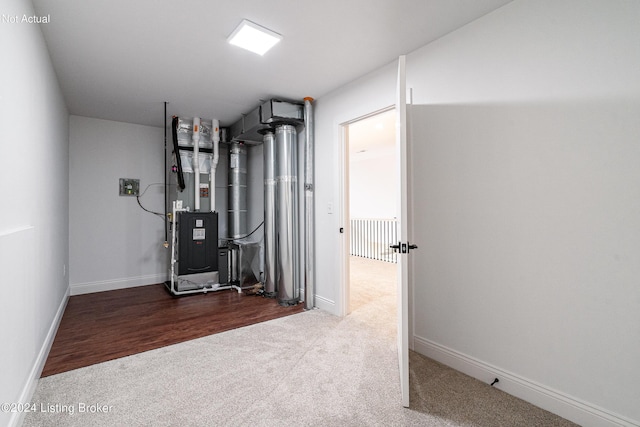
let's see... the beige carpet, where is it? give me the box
[23,257,576,426]
[349,255,397,314]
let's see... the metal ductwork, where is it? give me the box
[163,93,315,308]
[228,142,248,239]
[166,98,313,307]
[227,98,306,305]
[229,105,267,145]
[229,99,304,144]
[275,124,300,305]
[263,130,277,297]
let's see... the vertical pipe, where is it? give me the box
[276,124,299,306]
[228,142,247,238]
[263,130,277,297]
[210,119,220,212]
[164,102,168,244]
[303,97,315,309]
[192,117,201,211]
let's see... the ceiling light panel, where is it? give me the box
[227,19,282,56]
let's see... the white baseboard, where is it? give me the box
[11,287,70,427]
[70,273,167,295]
[413,336,639,427]
[314,294,337,315]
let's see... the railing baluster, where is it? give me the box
[349,218,398,263]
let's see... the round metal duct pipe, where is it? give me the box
[275,124,300,306]
[228,142,247,239]
[263,130,277,297]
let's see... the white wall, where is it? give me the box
[406,0,640,425]
[349,147,397,219]
[0,0,69,426]
[69,116,166,294]
[314,0,640,425]
[314,63,397,314]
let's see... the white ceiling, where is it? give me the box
[32,0,512,128]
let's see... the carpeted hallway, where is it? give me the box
[23,257,576,426]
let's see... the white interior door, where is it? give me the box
[396,55,410,408]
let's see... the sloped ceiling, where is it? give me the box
[32,0,512,127]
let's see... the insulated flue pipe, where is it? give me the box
[275,124,299,305]
[303,97,315,310]
[192,117,201,211]
[210,119,220,212]
[263,130,277,297]
[228,142,248,238]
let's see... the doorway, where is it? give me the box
[342,108,399,318]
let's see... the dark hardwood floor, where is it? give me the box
[41,284,304,377]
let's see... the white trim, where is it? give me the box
[339,105,397,318]
[413,335,639,427]
[395,54,410,408]
[339,122,350,317]
[314,295,337,315]
[11,287,69,427]
[70,273,167,295]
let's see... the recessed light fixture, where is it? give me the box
[227,19,282,56]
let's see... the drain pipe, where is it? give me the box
[210,119,220,212]
[192,117,201,211]
[303,97,315,310]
